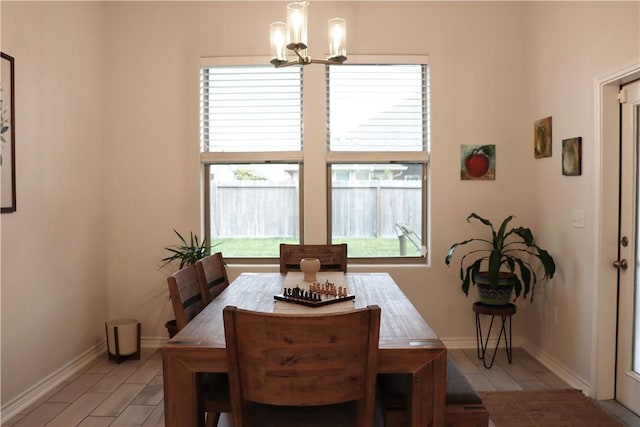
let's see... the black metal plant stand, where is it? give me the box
[473,302,516,369]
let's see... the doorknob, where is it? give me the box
[613,259,628,270]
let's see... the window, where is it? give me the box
[327,61,430,259]
[201,65,303,152]
[327,64,428,152]
[200,56,429,262]
[200,60,303,258]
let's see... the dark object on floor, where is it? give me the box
[378,355,489,427]
[165,319,178,338]
[479,388,624,426]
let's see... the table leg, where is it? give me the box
[408,350,447,427]
[163,351,202,427]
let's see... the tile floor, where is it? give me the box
[2,348,164,427]
[450,347,639,427]
[2,346,638,426]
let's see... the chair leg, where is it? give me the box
[205,411,220,427]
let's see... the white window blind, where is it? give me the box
[200,65,303,152]
[326,64,429,152]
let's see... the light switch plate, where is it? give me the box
[572,209,585,228]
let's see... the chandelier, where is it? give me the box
[270,1,347,68]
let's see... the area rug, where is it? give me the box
[479,389,624,426]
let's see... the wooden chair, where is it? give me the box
[201,373,232,427]
[167,264,231,427]
[167,264,207,331]
[196,253,233,426]
[279,243,348,274]
[378,356,490,427]
[223,304,381,427]
[196,252,230,305]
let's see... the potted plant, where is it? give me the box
[161,229,212,269]
[445,213,556,304]
[161,230,218,337]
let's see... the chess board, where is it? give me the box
[274,283,355,307]
[274,292,355,307]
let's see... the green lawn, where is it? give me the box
[213,238,421,258]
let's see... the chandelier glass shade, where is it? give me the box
[270,1,347,68]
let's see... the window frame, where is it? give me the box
[325,56,430,264]
[200,55,430,264]
[203,162,305,264]
[200,56,305,264]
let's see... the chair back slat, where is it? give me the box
[224,305,380,427]
[196,252,230,305]
[167,264,206,331]
[279,244,348,274]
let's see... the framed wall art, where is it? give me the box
[562,137,582,176]
[1,51,16,213]
[461,144,495,180]
[534,116,552,158]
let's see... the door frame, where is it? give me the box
[594,62,640,400]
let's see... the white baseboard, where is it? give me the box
[0,341,106,423]
[0,337,166,424]
[522,341,592,396]
[442,336,525,350]
[142,336,169,349]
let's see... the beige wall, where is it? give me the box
[1,0,638,408]
[1,1,108,404]
[519,1,640,388]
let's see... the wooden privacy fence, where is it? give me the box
[211,180,421,238]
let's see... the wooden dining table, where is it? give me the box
[163,272,447,427]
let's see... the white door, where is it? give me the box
[617,79,640,415]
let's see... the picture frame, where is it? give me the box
[562,137,582,176]
[534,116,552,158]
[1,52,16,213]
[461,144,495,180]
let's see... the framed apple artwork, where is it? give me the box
[461,145,495,180]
